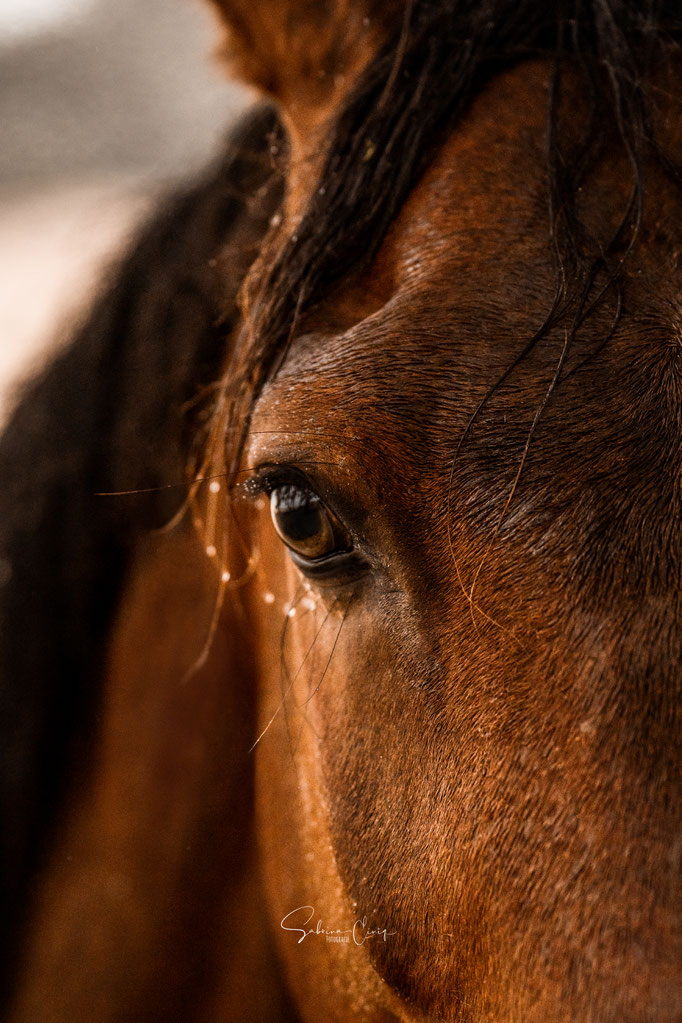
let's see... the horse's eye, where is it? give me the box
[270,484,350,563]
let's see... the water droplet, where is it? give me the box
[362,139,376,162]
[209,480,221,494]
[206,545,217,558]
[287,607,297,618]
[221,570,231,583]
[263,592,275,605]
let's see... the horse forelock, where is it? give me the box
[207,0,681,492]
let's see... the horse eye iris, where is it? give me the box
[270,485,339,560]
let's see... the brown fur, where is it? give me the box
[6,2,681,1021]
[240,59,681,1022]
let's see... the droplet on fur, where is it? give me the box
[301,597,316,611]
[209,480,221,494]
[287,607,297,618]
[263,592,275,605]
[206,545,217,558]
[270,212,282,228]
[221,570,231,583]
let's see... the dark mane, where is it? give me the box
[0,107,280,1002]
[221,0,681,479]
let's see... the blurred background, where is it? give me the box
[0,0,247,425]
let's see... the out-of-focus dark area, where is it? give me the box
[0,0,247,422]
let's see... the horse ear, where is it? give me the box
[205,1,397,141]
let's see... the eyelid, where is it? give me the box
[243,462,366,546]
[240,462,373,583]
[242,463,327,503]
[241,464,302,501]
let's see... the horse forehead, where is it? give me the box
[319,60,554,328]
[274,57,680,411]
[376,63,553,275]
[275,63,556,400]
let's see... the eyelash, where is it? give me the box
[244,464,305,499]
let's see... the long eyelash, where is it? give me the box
[237,463,313,498]
[93,462,340,499]
[238,467,293,504]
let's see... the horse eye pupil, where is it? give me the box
[271,486,323,542]
[277,506,321,541]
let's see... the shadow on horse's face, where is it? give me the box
[240,60,680,1023]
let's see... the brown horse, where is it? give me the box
[1,1,680,1021]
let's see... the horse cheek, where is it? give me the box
[248,519,404,1019]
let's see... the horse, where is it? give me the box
[0,1,680,1020]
